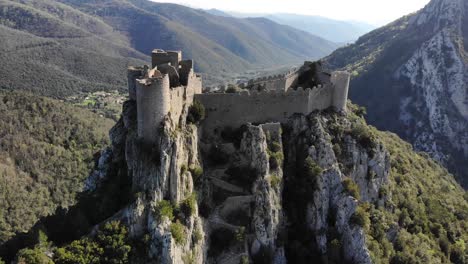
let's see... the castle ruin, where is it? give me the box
[127,49,350,142]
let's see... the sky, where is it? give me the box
[151,0,431,26]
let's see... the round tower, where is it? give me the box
[136,74,170,143]
[331,71,350,111]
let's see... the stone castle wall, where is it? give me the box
[195,85,338,133]
[129,49,349,144]
[248,69,300,91]
[167,70,202,125]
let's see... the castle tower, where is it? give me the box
[152,49,182,69]
[127,66,145,100]
[136,73,170,143]
[331,71,350,111]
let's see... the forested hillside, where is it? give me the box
[0,91,113,245]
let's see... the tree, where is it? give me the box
[187,100,205,124]
[96,221,131,264]
[54,239,102,264]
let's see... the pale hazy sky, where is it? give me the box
[151,0,431,26]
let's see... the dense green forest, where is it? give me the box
[0,90,113,245]
[345,105,468,263]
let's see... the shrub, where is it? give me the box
[187,100,205,124]
[155,200,174,221]
[304,157,323,179]
[354,106,367,117]
[240,255,249,264]
[342,178,360,200]
[333,143,342,157]
[225,84,239,93]
[378,186,388,198]
[350,205,370,228]
[269,141,282,153]
[269,175,281,188]
[180,193,197,218]
[350,123,377,149]
[193,227,203,244]
[235,227,246,242]
[17,247,53,264]
[170,221,186,245]
[267,142,284,170]
[189,165,203,183]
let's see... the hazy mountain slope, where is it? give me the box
[63,0,338,67]
[0,90,113,245]
[265,14,376,43]
[0,0,339,97]
[324,0,468,187]
[203,8,232,18]
[0,0,149,98]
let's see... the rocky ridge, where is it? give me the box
[324,0,468,187]
[83,95,392,264]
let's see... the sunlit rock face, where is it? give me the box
[325,0,468,187]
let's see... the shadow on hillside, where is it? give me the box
[0,156,133,262]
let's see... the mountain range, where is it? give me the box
[0,0,338,98]
[324,0,468,187]
[205,9,376,43]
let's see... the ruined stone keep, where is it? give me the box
[127,49,350,142]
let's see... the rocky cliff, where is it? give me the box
[324,0,468,187]
[82,98,395,263]
[5,97,466,264]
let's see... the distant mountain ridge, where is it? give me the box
[0,0,339,98]
[205,9,376,43]
[324,0,468,187]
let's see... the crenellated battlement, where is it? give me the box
[127,48,349,144]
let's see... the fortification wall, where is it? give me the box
[247,68,300,91]
[167,70,203,126]
[308,84,334,110]
[136,75,170,143]
[196,88,315,133]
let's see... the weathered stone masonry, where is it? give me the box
[126,49,350,144]
[195,70,350,135]
[127,49,202,144]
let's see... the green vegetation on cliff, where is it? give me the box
[346,104,468,264]
[0,91,113,245]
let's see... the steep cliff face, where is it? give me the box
[10,98,464,264]
[86,98,394,264]
[281,111,389,264]
[324,0,468,187]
